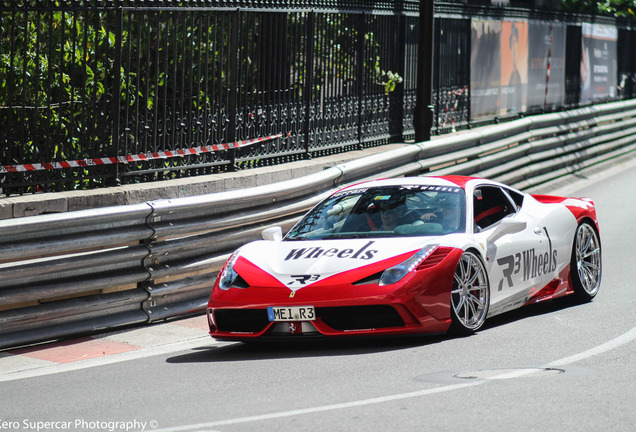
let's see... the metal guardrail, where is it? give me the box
[1,99,636,349]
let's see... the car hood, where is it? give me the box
[234,236,450,290]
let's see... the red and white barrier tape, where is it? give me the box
[1,133,287,174]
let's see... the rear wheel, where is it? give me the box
[450,251,490,335]
[571,222,602,302]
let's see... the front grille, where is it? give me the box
[214,309,269,333]
[215,305,406,334]
[317,305,404,330]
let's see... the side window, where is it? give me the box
[473,186,517,231]
[503,187,525,208]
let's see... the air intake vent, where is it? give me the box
[317,305,404,330]
[231,275,249,289]
[214,309,269,333]
[352,271,383,286]
[417,247,454,270]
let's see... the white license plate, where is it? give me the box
[267,306,315,322]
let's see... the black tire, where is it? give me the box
[449,251,490,335]
[570,221,602,302]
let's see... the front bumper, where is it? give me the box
[207,301,451,340]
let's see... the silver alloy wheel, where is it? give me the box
[574,222,602,298]
[451,252,490,332]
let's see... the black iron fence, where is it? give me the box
[1,1,635,195]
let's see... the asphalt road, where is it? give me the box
[1,161,635,432]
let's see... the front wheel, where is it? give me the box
[450,251,490,335]
[571,221,602,302]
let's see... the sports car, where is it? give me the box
[206,176,601,340]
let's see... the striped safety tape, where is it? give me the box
[1,133,287,174]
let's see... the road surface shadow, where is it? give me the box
[166,298,586,364]
[481,297,584,330]
[166,332,447,364]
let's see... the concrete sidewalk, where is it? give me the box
[0,315,212,381]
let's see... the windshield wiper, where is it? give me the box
[284,236,309,241]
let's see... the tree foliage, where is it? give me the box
[1,9,115,163]
[560,0,636,17]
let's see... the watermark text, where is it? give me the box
[0,419,158,432]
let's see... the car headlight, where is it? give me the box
[218,254,240,290]
[379,244,439,286]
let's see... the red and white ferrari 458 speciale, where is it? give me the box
[206,176,602,340]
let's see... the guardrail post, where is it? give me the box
[141,204,159,321]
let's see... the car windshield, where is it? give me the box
[286,185,466,240]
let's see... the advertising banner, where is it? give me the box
[527,22,566,110]
[471,19,502,118]
[471,19,566,119]
[580,23,618,102]
[500,20,528,114]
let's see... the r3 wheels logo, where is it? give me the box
[289,274,320,285]
[496,227,558,291]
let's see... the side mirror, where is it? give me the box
[262,226,283,241]
[487,219,527,243]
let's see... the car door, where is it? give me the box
[471,184,547,316]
